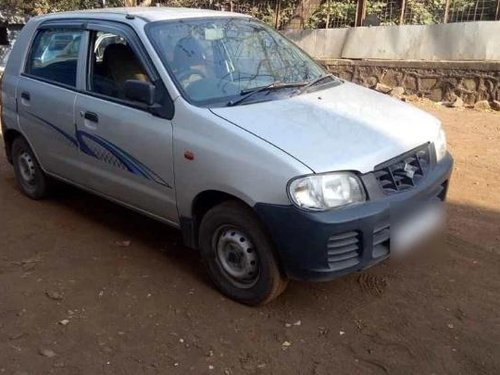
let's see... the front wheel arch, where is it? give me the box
[181,190,252,249]
[198,200,288,305]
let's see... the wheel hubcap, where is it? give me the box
[215,228,259,286]
[18,152,36,184]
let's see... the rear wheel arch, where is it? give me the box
[3,128,23,164]
[3,129,47,173]
[10,136,51,199]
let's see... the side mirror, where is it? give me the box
[124,80,156,106]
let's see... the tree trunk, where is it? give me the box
[285,0,322,29]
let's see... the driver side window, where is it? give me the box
[88,31,150,101]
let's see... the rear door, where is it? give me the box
[17,23,87,183]
[74,22,177,223]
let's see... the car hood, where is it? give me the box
[210,82,441,174]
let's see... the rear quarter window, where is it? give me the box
[26,28,83,87]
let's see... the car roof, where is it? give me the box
[34,7,250,23]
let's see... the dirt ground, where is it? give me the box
[1,102,499,375]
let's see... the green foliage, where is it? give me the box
[404,0,446,25]
[403,0,477,25]
[304,0,483,28]
[307,0,357,28]
[0,0,300,29]
[0,0,485,28]
[247,0,299,28]
[0,0,123,16]
[157,0,299,28]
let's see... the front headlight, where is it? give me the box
[435,128,447,162]
[288,172,366,211]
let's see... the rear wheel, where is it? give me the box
[11,137,51,199]
[199,201,288,306]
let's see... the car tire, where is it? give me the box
[11,137,51,200]
[199,201,288,306]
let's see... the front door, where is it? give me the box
[74,25,177,223]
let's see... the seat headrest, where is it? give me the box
[103,43,135,64]
[102,43,149,86]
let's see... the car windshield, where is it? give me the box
[147,18,329,107]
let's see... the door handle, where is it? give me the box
[21,92,30,101]
[84,111,99,123]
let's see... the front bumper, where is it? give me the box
[254,153,453,282]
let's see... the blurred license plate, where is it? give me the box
[392,203,445,254]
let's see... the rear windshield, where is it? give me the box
[146,18,325,107]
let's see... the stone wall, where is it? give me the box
[0,10,28,63]
[0,27,22,61]
[323,59,500,105]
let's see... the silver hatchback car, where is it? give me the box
[1,7,453,305]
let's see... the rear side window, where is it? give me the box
[26,28,83,87]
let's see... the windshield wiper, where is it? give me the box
[293,73,336,96]
[227,81,305,107]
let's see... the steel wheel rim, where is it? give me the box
[18,152,36,185]
[213,226,260,288]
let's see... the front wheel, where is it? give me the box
[199,201,288,306]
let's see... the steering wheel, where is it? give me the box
[177,68,207,84]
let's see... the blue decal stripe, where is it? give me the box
[23,112,171,188]
[26,111,78,147]
[75,130,97,158]
[87,133,170,186]
[77,131,171,188]
[78,131,150,177]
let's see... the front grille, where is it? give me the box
[372,224,390,258]
[327,231,361,270]
[374,143,432,194]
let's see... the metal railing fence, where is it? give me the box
[154,0,499,28]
